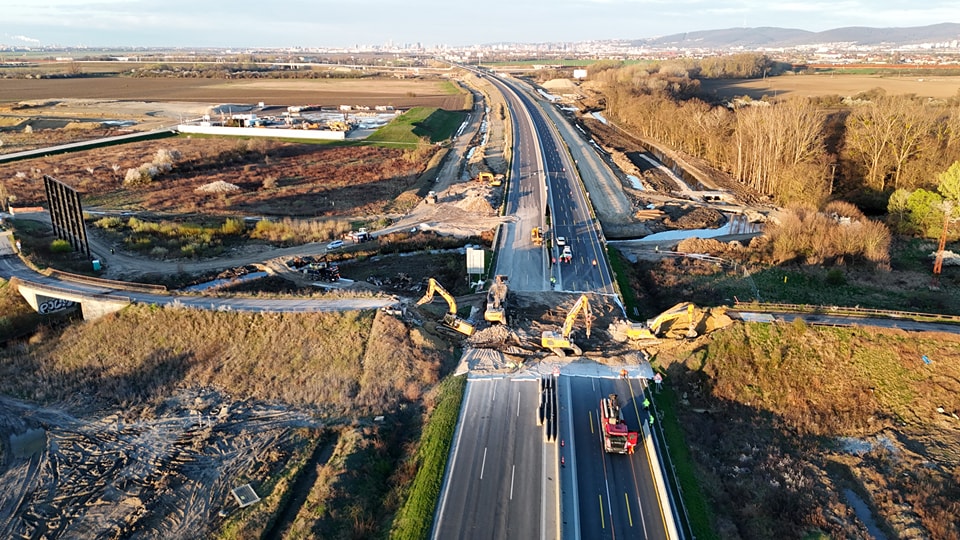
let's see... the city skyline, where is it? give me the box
[1,0,957,49]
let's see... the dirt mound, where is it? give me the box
[665,206,724,229]
[542,79,578,92]
[455,194,495,214]
[195,180,241,194]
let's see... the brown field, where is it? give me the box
[0,77,467,110]
[0,137,435,216]
[699,73,960,101]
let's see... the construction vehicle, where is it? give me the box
[484,275,509,324]
[541,294,592,356]
[349,228,371,243]
[416,278,475,336]
[531,227,543,246]
[600,394,639,454]
[611,302,702,342]
[303,261,340,282]
[474,172,504,186]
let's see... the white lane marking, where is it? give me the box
[517,391,521,417]
[480,447,488,480]
[510,465,516,500]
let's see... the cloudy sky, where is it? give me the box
[1,0,956,48]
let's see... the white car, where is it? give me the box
[326,240,344,250]
[556,236,567,247]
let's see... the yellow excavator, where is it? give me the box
[541,294,593,356]
[614,302,700,342]
[416,278,475,336]
[484,275,509,325]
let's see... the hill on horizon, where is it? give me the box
[632,22,960,49]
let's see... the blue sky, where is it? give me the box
[1,0,956,48]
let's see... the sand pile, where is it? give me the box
[195,181,241,193]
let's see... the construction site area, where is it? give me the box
[2,66,959,539]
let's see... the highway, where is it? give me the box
[498,77,616,295]
[433,70,668,540]
[564,376,668,540]
[487,74,548,292]
[432,378,557,539]
[431,75,560,539]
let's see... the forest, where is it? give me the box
[585,57,960,238]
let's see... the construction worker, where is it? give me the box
[620,368,628,379]
[642,397,650,410]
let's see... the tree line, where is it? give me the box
[587,59,960,238]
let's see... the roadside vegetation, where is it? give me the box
[648,323,960,539]
[390,374,467,539]
[0,296,461,538]
[0,278,47,342]
[585,57,960,216]
[367,107,467,145]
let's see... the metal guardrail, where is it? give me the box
[734,301,960,324]
[11,276,131,304]
[47,269,168,293]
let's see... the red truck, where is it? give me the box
[600,394,639,454]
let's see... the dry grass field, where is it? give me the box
[699,73,960,101]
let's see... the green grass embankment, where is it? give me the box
[390,374,467,540]
[367,107,465,146]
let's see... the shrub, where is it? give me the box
[825,268,846,286]
[50,239,72,253]
[219,218,245,236]
[767,205,890,267]
[93,216,122,229]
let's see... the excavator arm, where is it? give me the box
[417,278,474,336]
[560,294,592,339]
[542,294,592,356]
[417,277,458,315]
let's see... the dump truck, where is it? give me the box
[484,274,509,325]
[349,228,371,243]
[600,394,639,454]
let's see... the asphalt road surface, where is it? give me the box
[500,78,616,295]
[0,235,394,314]
[487,75,548,292]
[564,376,669,540]
[432,378,559,539]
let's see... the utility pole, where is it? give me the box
[931,201,956,289]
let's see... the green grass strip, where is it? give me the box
[390,374,467,540]
[654,382,718,540]
[607,247,641,320]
